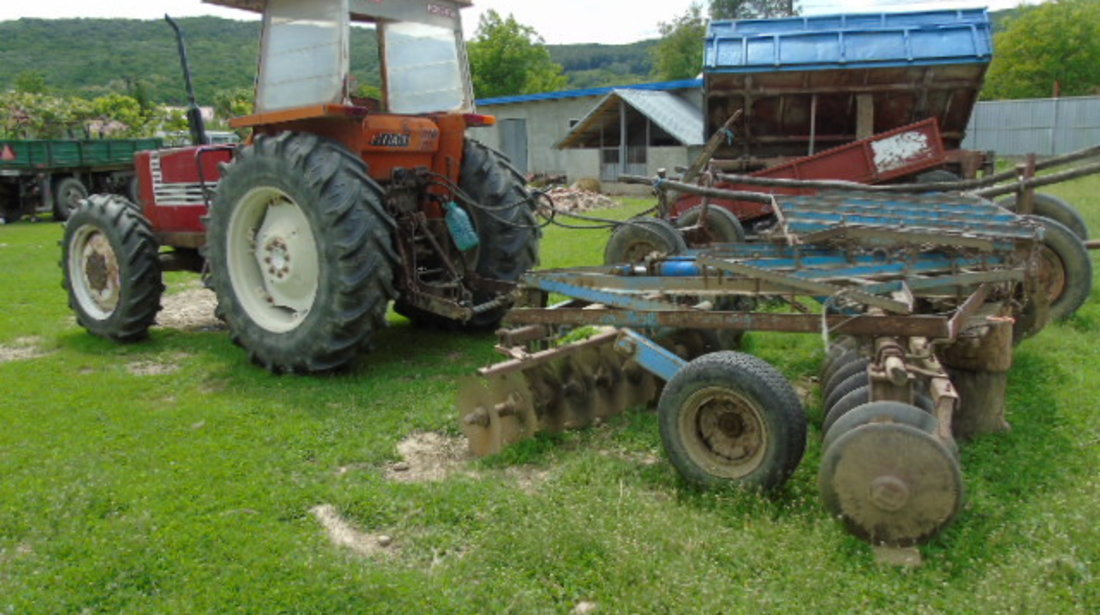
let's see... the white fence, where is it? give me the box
[962,96,1100,156]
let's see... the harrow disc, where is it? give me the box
[458,372,538,457]
[819,402,963,546]
[822,357,870,400]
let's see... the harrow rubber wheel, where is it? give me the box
[61,194,163,342]
[819,402,963,546]
[395,140,540,330]
[53,176,88,221]
[999,193,1088,241]
[1027,215,1092,321]
[208,132,398,373]
[658,352,806,490]
[604,218,688,264]
[674,204,746,245]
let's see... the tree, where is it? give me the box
[467,10,568,98]
[653,4,707,81]
[983,0,1100,100]
[709,0,799,20]
[13,71,48,94]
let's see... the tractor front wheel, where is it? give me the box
[207,132,398,373]
[61,194,163,341]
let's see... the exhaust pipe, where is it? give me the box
[165,14,208,146]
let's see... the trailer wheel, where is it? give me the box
[53,176,88,221]
[658,351,806,490]
[394,139,539,330]
[604,218,688,264]
[1027,215,1092,321]
[999,193,1088,240]
[61,194,163,342]
[675,205,746,244]
[819,401,963,546]
[208,132,398,373]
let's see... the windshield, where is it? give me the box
[255,0,349,113]
[382,21,473,114]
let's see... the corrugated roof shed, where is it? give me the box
[477,79,702,107]
[555,89,704,149]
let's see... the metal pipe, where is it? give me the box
[165,15,208,146]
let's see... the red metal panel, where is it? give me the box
[672,118,947,222]
[138,146,233,241]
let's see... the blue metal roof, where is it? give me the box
[705,9,992,74]
[476,79,703,107]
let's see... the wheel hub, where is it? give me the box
[77,230,120,314]
[869,475,910,512]
[1035,245,1067,303]
[697,397,760,462]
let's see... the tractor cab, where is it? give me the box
[239,0,474,116]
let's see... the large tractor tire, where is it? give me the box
[207,132,398,373]
[395,139,539,330]
[61,194,163,342]
[53,176,89,221]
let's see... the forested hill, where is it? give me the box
[0,17,389,104]
[0,9,1017,104]
[0,17,656,103]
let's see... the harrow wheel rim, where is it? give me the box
[678,385,769,479]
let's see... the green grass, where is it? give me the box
[0,181,1097,614]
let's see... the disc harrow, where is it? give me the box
[457,189,1073,553]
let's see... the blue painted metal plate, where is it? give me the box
[705,9,992,74]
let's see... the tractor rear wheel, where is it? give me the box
[207,132,398,373]
[61,194,163,341]
[395,140,539,330]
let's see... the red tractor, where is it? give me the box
[61,0,539,372]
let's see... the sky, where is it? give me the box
[0,0,1051,45]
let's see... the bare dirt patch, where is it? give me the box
[0,337,50,363]
[126,353,190,376]
[310,504,396,559]
[385,432,471,483]
[156,286,224,332]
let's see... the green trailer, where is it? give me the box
[0,137,163,222]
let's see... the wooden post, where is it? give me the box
[939,320,1014,439]
[856,94,875,140]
